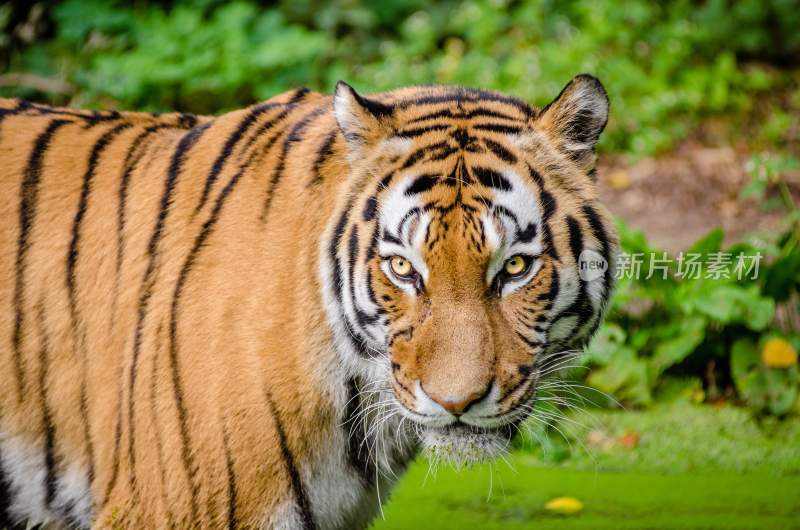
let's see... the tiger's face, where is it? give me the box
[325,75,617,465]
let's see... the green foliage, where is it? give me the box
[731,337,799,415]
[2,0,798,154]
[518,399,800,474]
[581,214,800,415]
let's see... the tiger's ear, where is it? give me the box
[333,81,394,157]
[536,74,609,172]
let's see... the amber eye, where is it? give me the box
[390,256,414,278]
[503,255,529,276]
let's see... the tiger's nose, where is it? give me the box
[425,385,491,416]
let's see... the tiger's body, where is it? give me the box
[0,76,617,529]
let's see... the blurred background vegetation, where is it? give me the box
[2,0,799,155]
[2,1,799,527]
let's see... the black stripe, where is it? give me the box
[343,378,374,487]
[348,225,379,328]
[483,138,517,164]
[308,130,337,187]
[238,104,286,156]
[397,207,421,240]
[221,425,237,530]
[345,87,394,118]
[265,392,316,529]
[195,103,274,215]
[115,124,180,321]
[472,123,522,135]
[400,144,430,169]
[261,106,328,220]
[330,209,349,303]
[68,122,132,488]
[430,144,458,161]
[516,222,537,243]
[124,122,211,514]
[474,167,512,191]
[365,222,380,262]
[405,173,440,195]
[149,325,174,528]
[382,231,403,246]
[102,389,123,506]
[19,102,121,124]
[329,205,373,358]
[34,302,57,510]
[178,113,198,128]
[395,123,450,138]
[407,108,452,123]
[550,216,592,334]
[493,204,519,226]
[13,119,70,403]
[582,204,612,300]
[408,107,522,124]
[290,87,312,103]
[528,164,559,261]
[0,443,14,529]
[515,331,542,350]
[566,215,583,264]
[538,264,560,302]
[363,194,378,222]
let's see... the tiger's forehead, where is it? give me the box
[381,85,536,127]
[376,149,544,280]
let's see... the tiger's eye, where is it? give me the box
[390,256,413,277]
[504,255,528,276]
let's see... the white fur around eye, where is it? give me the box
[497,258,542,297]
[380,258,418,295]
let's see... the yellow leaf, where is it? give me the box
[544,496,584,515]
[762,338,798,368]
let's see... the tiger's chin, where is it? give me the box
[419,423,514,469]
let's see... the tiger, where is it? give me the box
[0,73,617,529]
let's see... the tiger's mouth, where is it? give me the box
[418,422,518,467]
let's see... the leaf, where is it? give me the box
[761,337,798,368]
[762,245,800,302]
[731,338,759,382]
[687,227,724,256]
[584,323,627,365]
[649,316,706,379]
[544,497,584,515]
[588,352,652,406]
[739,176,767,201]
[684,283,774,328]
[764,368,799,416]
[688,285,740,322]
[743,296,775,331]
[654,376,703,403]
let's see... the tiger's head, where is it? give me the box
[322,75,617,465]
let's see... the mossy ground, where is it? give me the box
[371,402,800,529]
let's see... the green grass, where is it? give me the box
[518,399,800,475]
[372,464,800,530]
[371,402,800,529]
